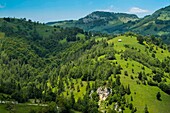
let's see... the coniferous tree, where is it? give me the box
[137,35,144,44]
[156,92,161,100]
[70,92,75,108]
[116,76,121,85]
[126,84,131,95]
[138,72,143,80]
[144,105,149,113]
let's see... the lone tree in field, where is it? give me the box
[156,92,161,100]
[138,72,143,80]
[124,70,128,76]
[126,84,131,95]
[144,105,149,113]
[137,35,144,44]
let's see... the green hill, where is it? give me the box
[0,18,170,113]
[129,5,170,42]
[47,5,170,44]
[75,11,138,32]
[47,11,139,33]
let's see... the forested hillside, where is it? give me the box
[0,17,170,113]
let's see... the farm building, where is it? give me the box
[118,39,122,42]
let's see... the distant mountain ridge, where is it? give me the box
[77,11,138,25]
[129,5,170,38]
[47,5,170,44]
[47,11,139,32]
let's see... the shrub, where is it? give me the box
[156,92,161,100]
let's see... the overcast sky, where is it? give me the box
[0,0,169,22]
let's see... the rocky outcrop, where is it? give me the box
[97,87,112,101]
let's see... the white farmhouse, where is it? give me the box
[118,39,122,42]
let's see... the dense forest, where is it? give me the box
[0,17,170,113]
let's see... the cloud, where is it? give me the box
[129,7,149,13]
[97,5,114,12]
[0,3,6,9]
